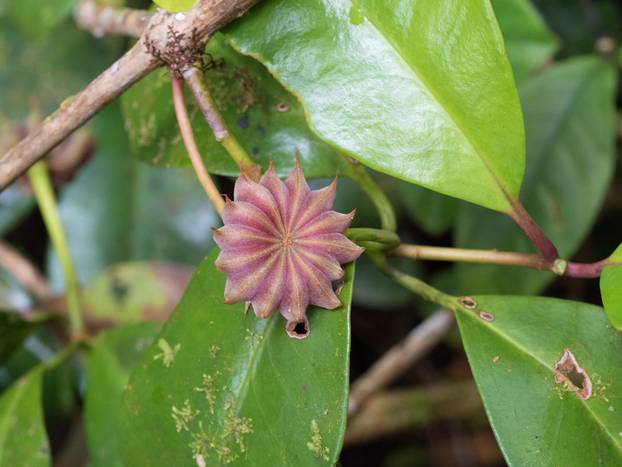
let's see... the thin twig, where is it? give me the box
[74,0,152,38]
[172,78,225,215]
[394,244,551,271]
[182,66,259,176]
[349,309,455,415]
[0,241,52,302]
[0,0,261,191]
[393,243,615,278]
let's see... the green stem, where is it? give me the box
[28,161,83,338]
[347,228,400,251]
[369,252,458,311]
[346,162,397,232]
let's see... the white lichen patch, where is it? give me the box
[306,419,330,462]
[189,422,238,465]
[245,328,263,346]
[194,374,217,414]
[172,399,199,432]
[223,414,253,452]
[153,338,180,368]
[208,345,221,358]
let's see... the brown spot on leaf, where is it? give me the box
[478,311,495,322]
[554,348,592,400]
[459,296,477,310]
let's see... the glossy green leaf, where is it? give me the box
[491,0,558,80]
[456,57,616,294]
[152,0,197,12]
[456,296,622,465]
[0,370,49,467]
[85,323,161,467]
[6,0,77,39]
[82,262,193,324]
[122,33,350,178]
[47,106,219,288]
[227,0,525,212]
[119,248,354,466]
[0,310,35,365]
[601,243,622,329]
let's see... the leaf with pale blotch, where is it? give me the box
[118,248,354,466]
[457,296,622,465]
[0,370,50,467]
[227,0,525,212]
[601,243,622,329]
[82,262,193,325]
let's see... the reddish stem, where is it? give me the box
[565,259,610,278]
[509,201,559,262]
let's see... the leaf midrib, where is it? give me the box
[461,308,622,456]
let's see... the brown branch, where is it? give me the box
[0,241,52,302]
[74,0,152,37]
[0,0,261,191]
[349,309,455,415]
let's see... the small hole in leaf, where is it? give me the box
[554,348,592,400]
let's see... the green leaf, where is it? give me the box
[152,0,197,12]
[491,0,558,80]
[82,262,193,324]
[0,9,120,122]
[601,243,622,329]
[119,248,354,466]
[5,0,77,39]
[456,296,622,465]
[47,106,220,288]
[85,323,161,467]
[0,310,35,365]
[456,57,617,294]
[227,0,525,212]
[0,370,49,467]
[122,33,350,179]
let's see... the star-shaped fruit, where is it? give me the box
[213,161,363,339]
